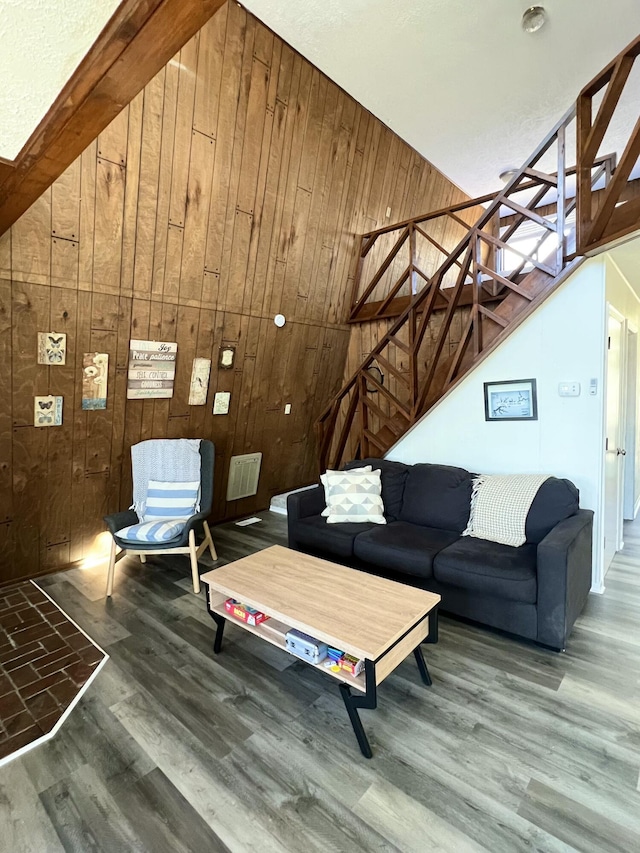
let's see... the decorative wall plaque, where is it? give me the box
[213,391,231,415]
[218,346,236,370]
[34,396,63,427]
[127,340,177,400]
[82,353,109,410]
[37,332,67,365]
[188,358,212,406]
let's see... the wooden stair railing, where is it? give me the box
[318,33,640,472]
[317,107,613,472]
[577,34,640,254]
[349,195,490,323]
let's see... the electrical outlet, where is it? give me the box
[284,403,291,414]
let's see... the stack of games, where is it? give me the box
[323,647,364,677]
[224,599,270,627]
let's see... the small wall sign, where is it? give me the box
[218,346,236,370]
[127,340,177,400]
[188,357,212,405]
[34,396,63,427]
[37,332,67,365]
[213,391,231,415]
[82,353,109,410]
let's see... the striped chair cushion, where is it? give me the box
[143,480,200,522]
[116,519,186,543]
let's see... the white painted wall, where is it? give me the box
[387,259,608,590]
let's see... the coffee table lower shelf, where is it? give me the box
[204,592,439,758]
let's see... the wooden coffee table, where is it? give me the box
[200,545,440,758]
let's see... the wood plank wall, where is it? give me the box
[0,2,470,583]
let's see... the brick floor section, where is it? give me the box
[0,581,106,762]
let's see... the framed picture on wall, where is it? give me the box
[484,378,538,421]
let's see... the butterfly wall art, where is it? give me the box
[34,396,63,427]
[37,332,67,365]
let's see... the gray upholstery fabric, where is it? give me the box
[290,514,378,559]
[433,537,537,603]
[525,477,580,543]
[399,463,473,532]
[536,509,593,648]
[353,522,459,579]
[436,586,538,641]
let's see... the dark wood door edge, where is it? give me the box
[0,0,226,235]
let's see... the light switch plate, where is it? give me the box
[284,403,291,414]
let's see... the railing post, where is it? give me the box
[556,123,567,272]
[409,224,417,296]
[576,92,593,253]
[350,234,368,317]
[472,230,482,356]
[358,375,368,459]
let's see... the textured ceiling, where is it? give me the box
[0,0,121,160]
[242,0,640,198]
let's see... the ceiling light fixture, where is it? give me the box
[499,168,519,183]
[522,6,547,34]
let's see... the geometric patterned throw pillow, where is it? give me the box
[143,480,200,523]
[115,519,186,543]
[320,465,372,517]
[324,468,386,525]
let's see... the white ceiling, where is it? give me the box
[242,0,640,198]
[1,1,639,196]
[0,0,120,161]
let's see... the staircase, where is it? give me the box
[317,34,640,471]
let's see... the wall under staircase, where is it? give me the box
[387,257,608,590]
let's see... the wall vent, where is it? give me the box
[226,452,262,501]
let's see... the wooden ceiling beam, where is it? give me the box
[0,0,226,235]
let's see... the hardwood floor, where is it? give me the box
[2,511,639,852]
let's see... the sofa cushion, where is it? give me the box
[399,463,473,532]
[525,477,580,543]
[116,518,186,543]
[345,458,409,521]
[292,515,379,559]
[324,468,386,525]
[434,537,537,603]
[353,521,460,580]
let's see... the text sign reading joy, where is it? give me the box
[127,339,178,399]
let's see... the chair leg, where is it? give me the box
[139,553,147,564]
[106,537,117,598]
[203,519,217,561]
[189,529,201,595]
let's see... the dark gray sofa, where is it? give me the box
[287,459,593,650]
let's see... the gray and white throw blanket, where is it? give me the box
[131,438,201,521]
[463,473,550,547]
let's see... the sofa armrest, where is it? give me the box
[287,485,324,520]
[287,485,324,550]
[536,509,593,649]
